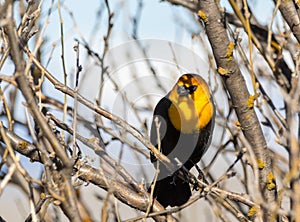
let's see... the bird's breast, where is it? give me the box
[168,98,213,133]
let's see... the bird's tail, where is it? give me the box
[149,175,191,207]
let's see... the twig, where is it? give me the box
[57,0,68,141]
[23,47,173,169]
[72,40,81,158]
[3,3,72,168]
[145,117,162,218]
[97,0,114,106]
[0,156,16,195]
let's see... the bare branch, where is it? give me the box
[275,0,300,43]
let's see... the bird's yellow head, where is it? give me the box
[168,74,214,133]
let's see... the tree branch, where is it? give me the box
[0,126,176,222]
[275,0,300,43]
[198,1,277,220]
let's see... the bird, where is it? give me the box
[149,73,215,207]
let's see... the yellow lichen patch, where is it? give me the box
[198,10,208,23]
[234,120,241,128]
[40,193,46,199]
[217,67,230,76]
[257,158,266,170]
[267,171,276,191]
[19,141,28,150]
[247,93,258,109]
[225,42,235,61]
[248,205,258,218]
[83,218,93,222]
[53,200,61,206]
[88,137,96,143]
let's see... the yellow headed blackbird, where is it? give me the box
[149,73,215,207]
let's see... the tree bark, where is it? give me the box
[199,0,277,220]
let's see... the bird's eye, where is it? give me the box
[188,85,197,93]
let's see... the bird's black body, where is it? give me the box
[149,74,214,207]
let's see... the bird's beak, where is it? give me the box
[177,85,189,97]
